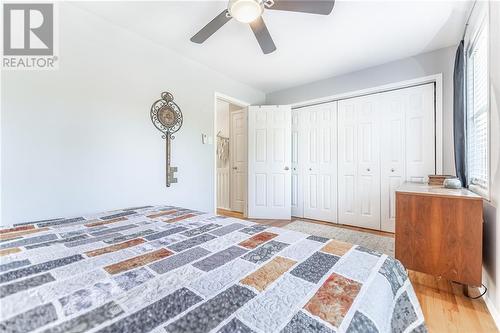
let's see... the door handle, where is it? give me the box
[309,168,312,171]
[293,167,296,171]
[232,166,237,170]
[284,166,290,171]
[367,168,371,172]
[391,168,395,172]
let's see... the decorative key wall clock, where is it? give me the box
[150,92,183,187]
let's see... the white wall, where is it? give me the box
[267,46,457,174]
[460,1,500,327]
[0,3,265,225]
[216,101,230,140]
[482,0,500,327]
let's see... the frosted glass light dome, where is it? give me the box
[228,0,264,23]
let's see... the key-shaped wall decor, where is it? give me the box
[150,92,183,187]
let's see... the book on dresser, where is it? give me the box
[395,182,483,293]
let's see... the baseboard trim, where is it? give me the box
[484,292,500,330]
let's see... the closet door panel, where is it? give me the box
[268,108,290,213]
[344,175,356,214]
[248,106,291,219]
[308,174,318,208]
[380,83,435,232]
[338,102,358,225]
[356,97,380,229]
[360,175,374,215]
[338,95,380,230]
[291,110,304,217]
[322,174,332,210]
[252,111,268,209]
[380,91,406,232]
[405,83,435,183]
[305,109,319,214]
[303,103,337,222]
[291,110,303,217]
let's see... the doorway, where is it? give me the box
[215,96,248,216]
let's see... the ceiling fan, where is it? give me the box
[190,0,335,54]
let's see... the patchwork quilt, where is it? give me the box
[0,206,427,333]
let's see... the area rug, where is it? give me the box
[283,220,395,256]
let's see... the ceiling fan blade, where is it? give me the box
[267,0,335,15]
[249,17,276,54]
[190,10,232,44]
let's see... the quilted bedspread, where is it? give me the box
[0,206,426,333]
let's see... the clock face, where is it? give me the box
[151,92,183,136]
[158,106,176,127]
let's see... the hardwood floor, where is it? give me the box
[216,209,499,333]
[409,271,497,333]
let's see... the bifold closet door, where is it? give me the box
[404,84,435,183]
[291,110,303,217]
[379,90,405,232]
[338,95,381,230]
[248,106,292,219]
[302,103,338,222]
[380,83,435,232]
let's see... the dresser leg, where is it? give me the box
[463,284,470,297]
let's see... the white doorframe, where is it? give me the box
[213,92,250,215]
[290,74,443,174]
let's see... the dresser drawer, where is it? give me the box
[395,190,483,286]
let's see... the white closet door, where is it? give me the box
[380,83,435,232]
[405,83,435,183]
[338,100,357,226]
[380,90,406,232]
[338,95,380,230]
[356,96,381,229]
[302,103,337,222]
[291,110,303,217]
[248,106,292,219]
[230,109,247,213]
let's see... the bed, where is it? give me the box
[0,206,426,333]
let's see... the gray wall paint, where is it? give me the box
[267,46,457,175]
[0,3,265,225]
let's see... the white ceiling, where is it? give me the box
[75,1,472,93]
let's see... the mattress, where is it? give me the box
[0,206,427,333]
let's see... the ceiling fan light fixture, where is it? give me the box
[228,0,264,23]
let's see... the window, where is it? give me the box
[466,22,489,197]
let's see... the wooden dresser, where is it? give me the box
[395,182,483,287]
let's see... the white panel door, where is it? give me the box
[380,90,406,232]
[302,102,338,222]
[248,106,292,219]
[405,83,435,183]
[230,110,247,213]
[356,96,381,229]
[217,168,230,209]
[380,83,435,232]
[338,95,380,230]
[338,100,357,226]
[291,109,303,217]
